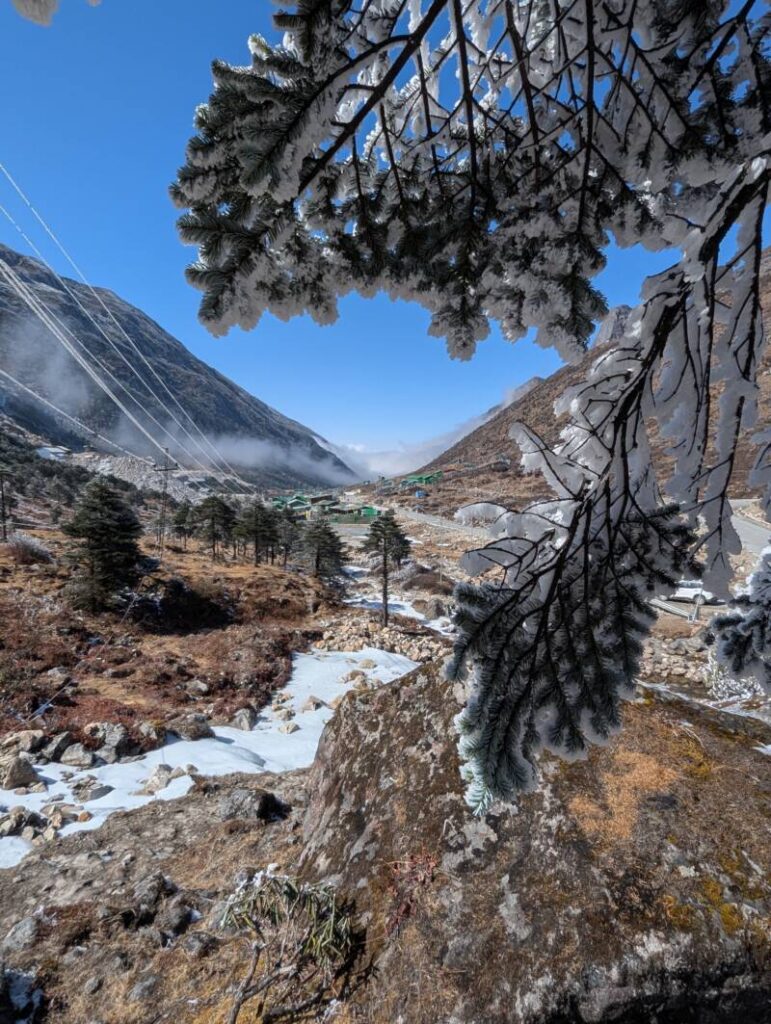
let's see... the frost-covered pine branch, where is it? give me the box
[11,0,100,25]
[710,546,771,692]
[173,0,770,808]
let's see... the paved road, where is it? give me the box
[729,500,770,557]
[393,507,489,543]
[398,500,770,558]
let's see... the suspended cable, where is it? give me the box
[0,161,256,491]
[0,202,238,482]
[0,240,224,481]
[0,366,156,467]
[0,255,179,465]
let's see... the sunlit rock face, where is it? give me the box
[301,661,771,1023]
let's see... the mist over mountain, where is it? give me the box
[0,243,356,489]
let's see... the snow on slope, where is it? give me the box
[0,647,416,869]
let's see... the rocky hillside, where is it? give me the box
[0,660,768,1023]
[0,244,355,489]
[414,251,771,515]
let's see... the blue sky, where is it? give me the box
[0,0,679,457]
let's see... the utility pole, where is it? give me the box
[0,465,9,542]
[155,448,174,562]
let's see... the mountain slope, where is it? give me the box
[0,244,355,489]
[413,252,771,515]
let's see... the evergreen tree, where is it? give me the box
[236,501,280,565]
[301,520,346,580]
[362,510,411,626]
[0,465,12,543]
[172,501,194,550]
[276,507,301,568]
[193,495,236,561]
[64,478,142,612]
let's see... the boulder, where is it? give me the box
[278,722,300,734]
[166,714,213,741]
[1,916,38,953]
[230,707,257,731]
[1,756,37,790]
[41,731,73,762]
[0,730,45,755]
[301,661,771,1023]
[59,744,95,770]
[84,722,132,757]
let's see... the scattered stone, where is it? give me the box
[84,976,102,995]
[359,658,377,669]
[279,722,300,735]
[300,696,326,712]
[166,714,213,741]
[230,706,257,731]
[275,708,295,722]
[185,679,210,696]
[60,744,95,770]
[41,731,73,762]
[2,755,38,790]
[2,916,38,953]
[71,778,114,803]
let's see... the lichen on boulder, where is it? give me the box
[300,661,771,1023]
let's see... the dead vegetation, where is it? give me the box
[0,528,336,740]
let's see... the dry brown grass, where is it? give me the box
[569,749,679,846]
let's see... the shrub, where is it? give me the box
[6,532,54,566]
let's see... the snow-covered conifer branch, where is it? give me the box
[174,0,770,806]
[11,0,100,25]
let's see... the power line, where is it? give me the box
[0,366,157,466]
[0,254,179,465]
[0,161,257,491]
[0,204,225,479]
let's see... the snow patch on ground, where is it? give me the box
[0,648,416,870]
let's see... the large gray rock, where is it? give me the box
[1,756,38,790]
[1,917,38,953]
[59,744,95,769]
[41,731,73,761]
[230,706,257,731]
[166,714,213,741]
[300,662,771,1023]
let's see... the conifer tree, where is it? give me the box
[301,520,346,581]
[276,507,301,568]
[64,478,142,612]
[236,501,280,565]
[363,510,411,626]
[172,501,194,550]
[0,465,11,543]
[193,495,236,561]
